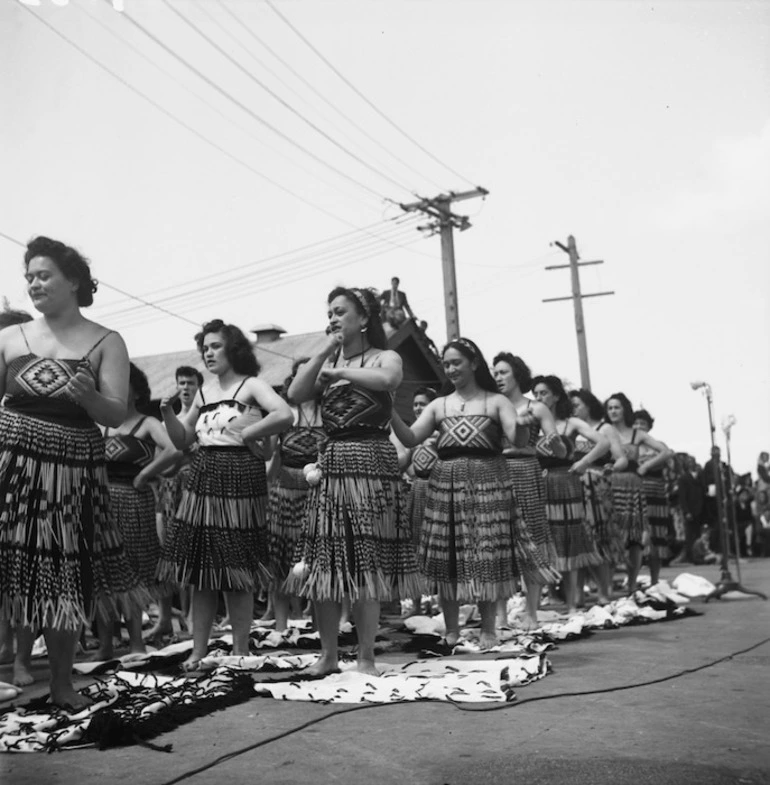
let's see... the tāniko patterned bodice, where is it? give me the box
[4,354,94,424]
[411,438,439,478]
[104,425,154,483]
[436,415,503,459]
[195,400,262,447]
[321,382,392,439]
[281,426,326,468]
[537,430,575,470]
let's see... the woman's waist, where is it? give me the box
[3,395,92,426]
[437,447,500,460]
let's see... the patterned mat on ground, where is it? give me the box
[252,654,549,703]
[0,668,255,753]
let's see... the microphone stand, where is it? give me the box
[697,385,766,601]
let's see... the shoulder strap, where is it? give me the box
[232,376,250,400]
[199,387,206,405]
[103,426,110,437]
[18,324,32,352]
[128,416,147,437]
[83,330,116,360]
[632,428,638,444]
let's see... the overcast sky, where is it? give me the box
[1,0,768,473]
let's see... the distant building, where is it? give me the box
[133,319,444,421]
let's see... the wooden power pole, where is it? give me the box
[543,235,614,391]
[400,188,488,341]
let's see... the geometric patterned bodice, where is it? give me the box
[281,426,326,468]
[411,439,439,477]
[104,420,155,481]
[436,415,503,457]
[321,382,391,438]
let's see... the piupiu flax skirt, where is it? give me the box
[642,474,673,560]
[157,446,270,592]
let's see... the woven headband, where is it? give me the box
[349,288,370,317]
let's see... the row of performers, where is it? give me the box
[0,239,671,703]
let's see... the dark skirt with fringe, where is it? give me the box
[157,446,270,592]
[421,454,525,602]
[505,457,560,584]
[582,468,625,564]
[406,476,430,548]
[543,468,603,570]
[109,480,169,599]
[610,471,649,549]
[286,436,424,602]
[0,407,149,631]
[266,465,309,586]
[642,474,673,560]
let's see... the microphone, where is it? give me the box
[690,380,707,390]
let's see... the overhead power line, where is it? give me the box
[265,0,478,189]
[114,1,393,202]
[24,5,361,229]
[77,1,385,210]
[161,0,416,198]
[218,0,447,192]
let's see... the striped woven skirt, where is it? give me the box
[582,468,625,564]
[406,475,430,548]
[505,457,560,584]
[266,464,310,586]
[0,408,148,631]
[157,446,270,592]
[543,468,603,570]
[109,480,170,599]
[286,437,424,602]
[421,454,523,602]
[642,474,673,560]
[610,471,649,549]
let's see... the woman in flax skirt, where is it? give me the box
[532,375,608,614]
[492,352,562,629]
[403,386,439,617]
[94,363,180,660]
[604,393,670,593]
[287,287,423,676]
[158,320,293,671]
[569,388,628,603]
[264,358,325,632]
[633,408,673,586]
[0,236,147,709]
[392,339,550,650]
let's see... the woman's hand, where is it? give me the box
[637,463,649,477]
[318,366,344,386]
[133,472,150,491]
[160,391,180,413]
[516,410,538,428]
[569,459,588,475]
[66,365,98,406]
[321,332,343,358]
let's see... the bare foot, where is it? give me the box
[0,647,14,666]
[444,631,460,647]
[86,648,115,662]
[181,654,206,674]
[128,644,147,656]
[49,687,93,712]
[479,631,499,651]
[356,659,380,677]
[13,662,34,687]
[518,614,539,632]
[302,654,340,677]
[143,623,173,642]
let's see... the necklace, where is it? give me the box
[455,391,478,413]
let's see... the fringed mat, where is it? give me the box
[252,654,550,703]
[0,668,254,753]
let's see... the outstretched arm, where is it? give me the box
[390,399,440,448]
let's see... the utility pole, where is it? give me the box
[543,235,614,391]
[400,187,488,341]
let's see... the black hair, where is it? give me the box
[492,352,533,393]
[413,386,438,402]
[24,236,98,307]
[442,338,498,394]
[633,409,655,429]
[129,362,151,409]
[570,388,605,422]
[531,374,572,419]
[0,307,33,329]
[175,365,203,386]
[282,356,311,400]
[604,392,634,427]
[195,319,259,376]
[328,287,387,350]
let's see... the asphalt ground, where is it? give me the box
[2,560,769,785]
